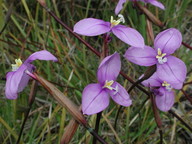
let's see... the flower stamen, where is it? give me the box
[156,48,167,64]
[11,59,23,71]
[162,81,172,91]
[110,14,125,27]
[103,80,119,94]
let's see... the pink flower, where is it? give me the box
[74,14,144,48]
[141,72,180,111]
[125,28,187,89]
[5,50,58,99]
[82,52,132,115]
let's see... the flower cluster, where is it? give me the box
[125,28,187,111]
[73,0,187,114]
[5,0,186,115]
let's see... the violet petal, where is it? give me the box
[73,18,111,36]
[154,28,182,55]
[155,87,175,112]
[141,72,162,87]
[148,0,165,10]
[18,63,35,92]
[97,52,121,84]
[112,25,145,48]
[5,64,28,99]
[115,0,127,15]
[156,56,187,89]
[82,83,110,115]
[109,82,132,106]
[25,50,58,64]
[124,46,157,66]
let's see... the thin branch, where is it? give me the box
[181,89,192,105]
[182,42,192,50]
[169,110,192,133]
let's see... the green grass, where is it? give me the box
[0,0,192,143]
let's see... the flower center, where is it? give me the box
[110,14,125,27]
[156,48,167,64]
[162,81,172,91]
[103,80,118,95]
[11,59,23,71]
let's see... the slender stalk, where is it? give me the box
[150,92,163,144]
[182,42,192,50]
[93,32,110,144]
[16,80,38,144]
[85,125,108,144]
[93,112,102,144]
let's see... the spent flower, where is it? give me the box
[74,14,144,48]
[5,50,58,99]
[82,52,132,115]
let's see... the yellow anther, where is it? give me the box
[110,14,125,27]
[162,81,172,91]
[103,80,114,90]
[110,16,121,26]
[156,48,167,64]
[162,81,170,87]
[156,48,166,59]
[11,58,23,71]
[157,48,162,55]
[156,53,166,59]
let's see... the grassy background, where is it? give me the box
[0,0,192,143]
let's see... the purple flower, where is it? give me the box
[73,14,144,48]
[115,0,165,15]
[5,50,58,99]
[82,52,132,115]
[141,72,180,111]
[125,28,187,89]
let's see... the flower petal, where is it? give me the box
[112,25,145,48]
[148,0,165,10]
[141,72,162,87]
[155,87,175,112]
[5,64,29,99]
[18,63,35,92]
[97,52,121,84]
[73,18,111,36]
[154,28,182,55]
[115,0,127,15]
[124,46,157,66]
[82,83,110,115]
[109,82,132,106]
[156,56,187,89]
[25,50,58,63]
